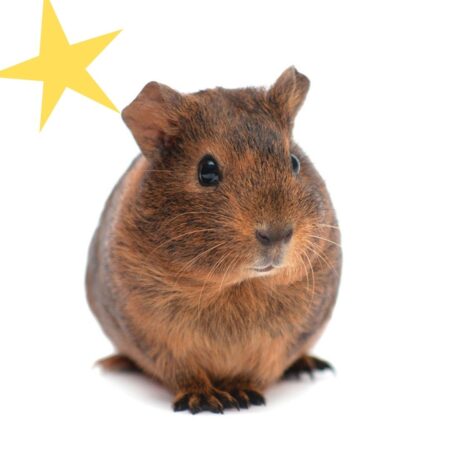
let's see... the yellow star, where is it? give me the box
[0,0,121,130]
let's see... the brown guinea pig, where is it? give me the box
[86,67,342,414]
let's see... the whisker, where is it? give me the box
[218,253,240,293]
[158,211,234,229]
[198,249,231,302]
[149,228,218,256]
[316,224,340,230]
[298,251,310,295]
[174,241,227,283]
[305,242,338,276]
[303,250,316,300]
[196,250,233,321]
[307,234,341,248]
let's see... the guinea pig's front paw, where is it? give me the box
[173,387,240,414]
[282,355,334,380]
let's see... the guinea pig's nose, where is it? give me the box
[255,225,293,246]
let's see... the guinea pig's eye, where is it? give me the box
[198,155,221,187]
[291,154,301,175]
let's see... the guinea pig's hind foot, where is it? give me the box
[282,355,334,380]
[95,354,140,372]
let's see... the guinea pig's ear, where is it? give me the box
[122,82,182,156]
[268,66,310,127]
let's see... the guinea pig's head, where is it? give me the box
[122,67,332,286]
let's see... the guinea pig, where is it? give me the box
[86,67,342,414]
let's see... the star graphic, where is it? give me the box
[0,0,121,130]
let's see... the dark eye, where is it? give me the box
[291,154,301,175]
[198,155,221,187]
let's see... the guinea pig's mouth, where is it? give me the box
[253,265,275,273]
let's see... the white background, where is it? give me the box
[0,0,449,449]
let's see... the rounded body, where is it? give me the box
[86,68,341,412]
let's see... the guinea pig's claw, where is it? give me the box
[230,388,266,408]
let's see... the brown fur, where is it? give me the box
[86,67,342,413]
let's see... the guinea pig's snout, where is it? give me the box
[252,225,293,273]
[255,225,293,246]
